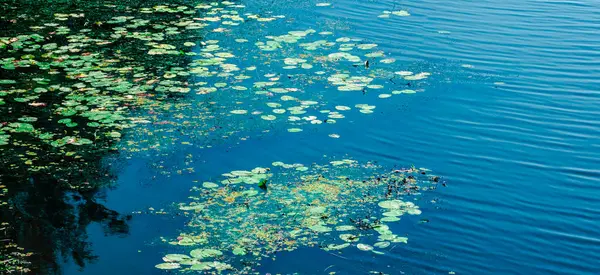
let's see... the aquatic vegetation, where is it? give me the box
[0,2,213,173]
[158,159,440,272]
[119,0,434,150]
[1,0,439,273]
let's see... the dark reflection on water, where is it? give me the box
[1,161,130,274]
[0,0,202,273]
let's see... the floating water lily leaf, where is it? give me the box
[357,243,373,251]
[179,258,201,265]
[190,248,223,259]
[0,80,17,85]
[340,234,359,242]
[407,208,422,215]
[335,106,351,111]
[8,123,34,133]
[203,182,219,188]
[232,247,246,255]
[38,133,54,140]
[164,254,191,262]
[392,237,408,243]
[190,263,211,271]
[261,115,276,121]
[230,110,248,115]
[378,200,405,209]
[336,225,355,231]
[155,263,181,270]
[308,206,326,214]
[309,224,332,233]
[404,72,431,80]
[374,241,390,248]
[179,204,204,211]
[381,216,401,222]
[382,210,404,217]
[177,237,197,246]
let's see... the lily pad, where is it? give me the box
[190,248,223,259]
[155,263,181,270]
[164,254,191,262]
[340,234,359,242]
[309,225,332,233]
[357,243,373,251]
[232,247,246,255]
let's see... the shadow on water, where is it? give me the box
[0,0,205,273]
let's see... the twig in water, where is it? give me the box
[326,251,349,260]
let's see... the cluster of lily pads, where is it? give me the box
[157,159,439,272]
[0,1,222,172]
[123,1,430,151]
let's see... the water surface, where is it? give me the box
[3,0,599,274]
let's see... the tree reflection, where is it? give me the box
[1,155,130,274]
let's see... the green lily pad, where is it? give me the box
[190,248,223,259]
[203,182,219,188]
[335,225,355,231]
[190,263,211,271]
[164,254,191,262]
[309,225,332,233]
[155,263,181,270]
[357,243,373,251]
[8,123,34,133]
[0,80,16,85]
[378,200,405,209]
[232,247,246,255]
[380,216,401,222]
[340,234,359,242]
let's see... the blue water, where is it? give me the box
[64,0,600,274]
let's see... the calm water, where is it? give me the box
[62,0,600,274]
